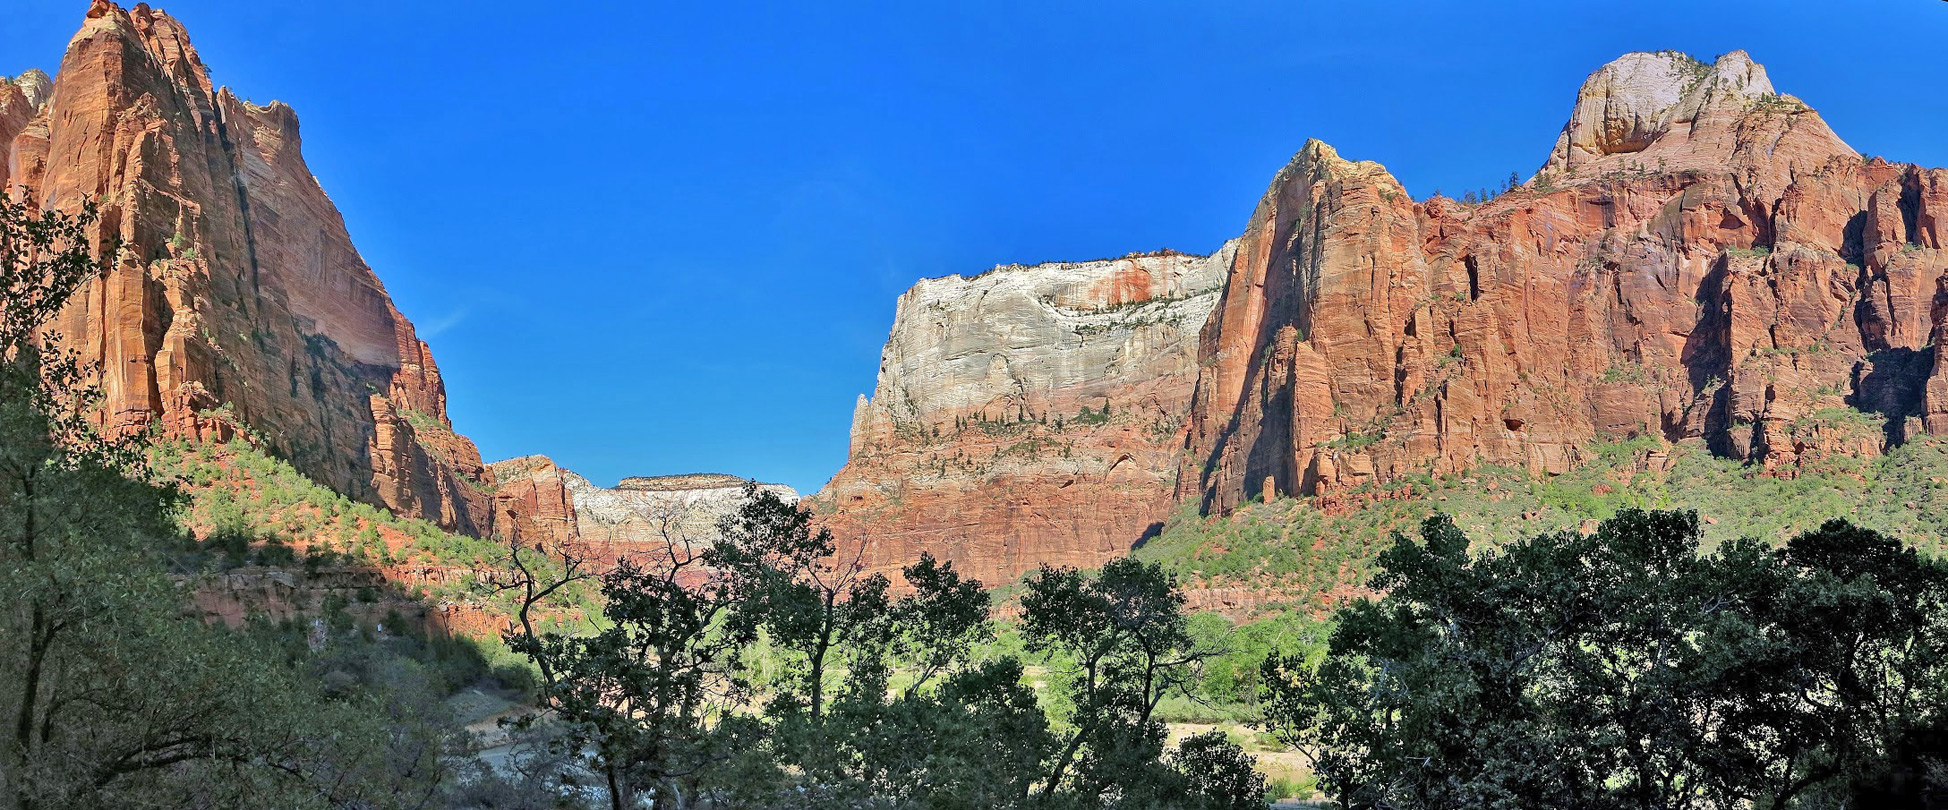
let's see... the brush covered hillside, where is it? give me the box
[823,49,1948,597]
[1144,427,1948,617]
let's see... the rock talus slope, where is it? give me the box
[815,249,1232,584]
[9,2,497,534]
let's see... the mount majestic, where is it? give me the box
[815,50,1947,584]
[7,4,1944,584]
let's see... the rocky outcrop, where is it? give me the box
[815,248,1231,585]
[488,456,796,562]
[13,3,497,535]
[10,69,52,110]
[490,455,580,550]
[0,71,50,190]
[1182,50,1945,511]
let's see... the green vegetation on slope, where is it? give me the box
[152,435,504,569]
[1140,418,1948,610]
[148,434,600,678]
[0,197,468,808]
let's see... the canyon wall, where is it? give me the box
[829,50,1948,584]
[814,248,1231,585]
[9,2,497,534]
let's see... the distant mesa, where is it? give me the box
[616,473,797,495]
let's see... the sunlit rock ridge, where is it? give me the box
[825,50,1948,585]
[4,1,502,535]
[813,248,1233,585]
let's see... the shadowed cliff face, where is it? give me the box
[1183,50,1947,513]
[9,2,497,535]
[831,50,1948,584]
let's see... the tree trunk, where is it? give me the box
[10,476,41,810]
[808,593,836,722]
[605,759,626,810]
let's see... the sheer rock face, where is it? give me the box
[1183,51,1946,512]
[15,3,497,535]
[814,248,1232,585]
[488,456,796,563]
[827,50,1947,584]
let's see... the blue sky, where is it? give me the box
[6,1,1946,493]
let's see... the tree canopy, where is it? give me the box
[506,488,1272,809]
[1262,509,1948,810]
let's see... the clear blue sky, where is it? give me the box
[5,1,1946,493]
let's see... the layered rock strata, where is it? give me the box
[11,2,495,534]
[815,248,1232,585]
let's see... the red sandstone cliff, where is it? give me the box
[1181,50,1945,512]
[9,2,496,535]
[829,50,1948,585]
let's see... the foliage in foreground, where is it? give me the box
[507,488,1270,810]
[1262,509,1948,809]
[0,198,458,808]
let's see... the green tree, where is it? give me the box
[707,485,892,724]
[800,552,1061,808]
[1022,557,1266,809]
[1261,510,1948,810]
[885,551,993,693]
[0,197,437,808]
[1714,520,1948,807]
[505,540,752,810]
[1172,731,1268,810]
